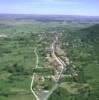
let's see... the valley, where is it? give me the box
[0,14,99,100]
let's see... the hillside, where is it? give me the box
[49,24,99,100]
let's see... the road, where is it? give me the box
[51,36,65,80]
[44,36,66,100]
[31,36,66,100]
[31,48,40,100]
[44,84,58,100]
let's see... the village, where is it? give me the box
[31,34,78,100]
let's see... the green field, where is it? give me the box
[0,17,99,100]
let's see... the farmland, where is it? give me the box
[0,14,99,100]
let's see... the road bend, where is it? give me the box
[31,36,66,100]
[44,36,66,100]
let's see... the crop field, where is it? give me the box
[0,15,99,100]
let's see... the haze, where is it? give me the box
[0,0,99,16]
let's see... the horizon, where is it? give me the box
[0,13,99,18]
[0,0,99,16]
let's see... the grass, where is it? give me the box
[0,18,99,100]
[1,94,36,100]
[60,82,78,94]
[84,63,99,83]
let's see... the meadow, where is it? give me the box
[0,15,99,100]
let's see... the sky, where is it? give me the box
[0,0,99,16]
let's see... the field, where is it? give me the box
[0,14,99,100]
